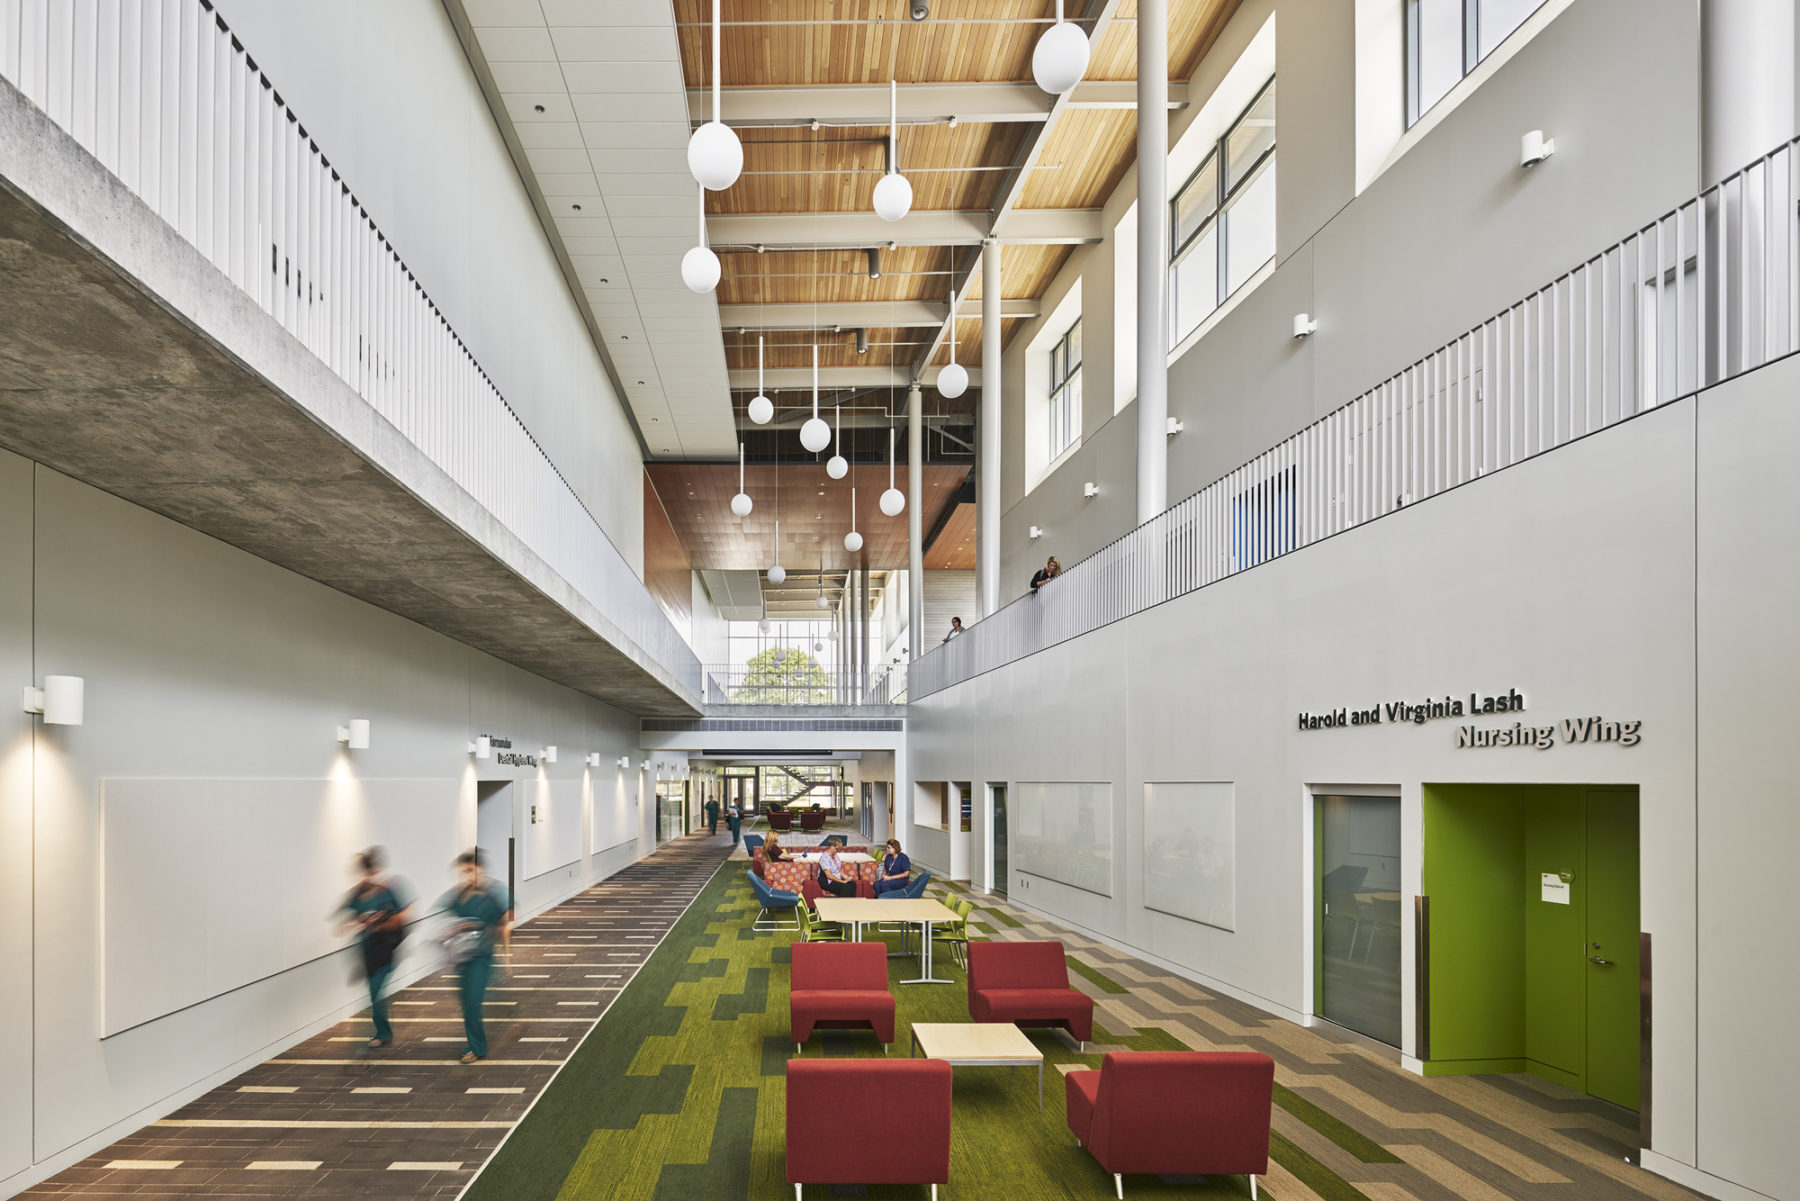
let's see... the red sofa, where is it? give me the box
[787,1058,951,1199]
[1065,1051,1275,1199]
[967,940,1094,1047]
[789,942,895,1051]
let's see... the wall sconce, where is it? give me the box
[1520,129,1555,168]
[1029,525,1044,540]
[639,760,651,771]
[22,675,84,725]
[1082,481,1099,499]
[542,745,558,764]
[586,752,602,767]
[337,719,371,750]
[617,755,632,769]
[1292,314,1318,339]
[468,735,491,759]
[1166,417,1184,436]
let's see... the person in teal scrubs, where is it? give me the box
[439,849,512,1064]
[336,847,412,1048]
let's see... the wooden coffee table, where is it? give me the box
[910,1022,1045,1109]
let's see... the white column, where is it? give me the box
[1136,0,1170,523]
[979,238,1003,615]
[907,382,925,655]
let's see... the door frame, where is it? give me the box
[1305,783,1403,1049]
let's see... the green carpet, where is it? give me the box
[464,864,1382,1201]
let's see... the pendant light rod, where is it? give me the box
[738,442,745,491]
[712,0,722,122]
[948,288,958,365]
[758,334,764,394]
[888,79,898,175]
[812,343,819,418]
[834,404,841,455]
[888,427,896,489]
[851,486,858,533]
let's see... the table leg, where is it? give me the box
[1038,1060,1043,1110]
[897,920,953,985]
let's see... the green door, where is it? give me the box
[1583,788,1641,1110]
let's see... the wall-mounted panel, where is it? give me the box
[1015,781,1113,897]
[592,769,638,854]
[524,778,583,879]
[101,778,462,1037]
[1144,782,1236,930]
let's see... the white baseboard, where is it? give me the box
[1639,1151,1779,1201]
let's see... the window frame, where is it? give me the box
[1404,0,1548,128]
[1169,76,1277,342]
[1046,319,1083,464]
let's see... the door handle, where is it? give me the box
[1588,956,1614,966]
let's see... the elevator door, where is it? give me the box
[1317,794,1403,1046]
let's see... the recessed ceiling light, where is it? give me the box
[599,278,609,284]
[638,380,646,385]
[572,203,582,211]
[534,104,546,113]
[620,334,630,340]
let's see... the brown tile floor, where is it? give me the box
[18,831,734,1200]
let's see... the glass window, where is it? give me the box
[1169,77,1277,344]
[1048,320,1083,463]
[1407,0,1547,126]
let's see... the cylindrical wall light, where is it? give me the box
[337,719,371,750]
[469,734,492,759]
[22,675,85,725]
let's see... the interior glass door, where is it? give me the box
[1317,794,1403,1046]
[991,785,1009,897]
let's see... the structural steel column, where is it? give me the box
[978,239,1003,615]
[1136,0,1169,524]
[907,382,925,656]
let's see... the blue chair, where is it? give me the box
[821,834,847,847]
[742,833,766,857]
[749,870,800,932]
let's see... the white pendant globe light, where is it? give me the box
[879,427,906,516]
[800,343,832,452]
[937,287,969,398]
[872,80,913,222]
[844,487,864,553]
[687,0,742,190]
[826,404,849,478]
[767,521,786,584]
[730,443,753,517]
[747,336,773,423]
[1032,0,1090,96]
[682,186,720,293]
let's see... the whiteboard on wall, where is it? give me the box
[101,778,464,1037]
[591,770,636,854]
[523,778,582,879]
[1014,782,1113,897]
[1143,782,1236,931]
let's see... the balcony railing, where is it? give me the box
[0,0,700,697]
[703,661,905,707]
[913,137,1800,699]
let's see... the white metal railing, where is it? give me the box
[701,661,902,707]
[914,137,1800,698]
[0,0,700,696]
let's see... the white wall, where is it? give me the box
[912,355,1800,1199]
[208,0,645,570]
[0,449,648,1196]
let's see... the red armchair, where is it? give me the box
[786,1058,951,1200]
[967,940,1094,1047]
[789,942,895,1051]
[1065,1051,1275,1199]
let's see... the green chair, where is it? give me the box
[800,903,847,943]
[931,898,973,969]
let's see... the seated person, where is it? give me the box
[873,838,912,896]
[764,833,787,862]
[815,846,858,897]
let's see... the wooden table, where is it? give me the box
[910,1022,1045,1108]
[812,897,961,984]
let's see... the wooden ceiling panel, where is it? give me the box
[709,123,1027,215]
[724,326,936,370]
[716,245,959,305]
[1016,109,1137,209]
[923,501,976,569]
[965,244,1075,301]
[648,461,971,571]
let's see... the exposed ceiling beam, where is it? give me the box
[707,209,1103,250]
[685,81,1190,127]
[909,0,1127,383]
[727,366,982,390]
[718,300,1039,330]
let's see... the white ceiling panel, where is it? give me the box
[591,149,691,175]
[551,26,679,62]
[502,93,577,123]
[571,93,689,124]
[536,174,602,196]
[561,61,685,95]
[537,0,664,26]
[598,173,699,197]
[465,0,542,25]
[516,121,585,149]
[477,26,555,60]
[579,124,687,151]
[525,146,597,175]
[489,60,568,92]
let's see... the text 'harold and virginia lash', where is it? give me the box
[1295,689,1642,749]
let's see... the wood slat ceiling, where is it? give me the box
[648,462,972,571]
[713,124,1028,214]
[923,501,977,570]
[716,245,959,305]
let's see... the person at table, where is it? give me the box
[764,832,787,862]
[873,838,912,896]
[816,844,858,897]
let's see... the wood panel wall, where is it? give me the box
[644,470,694,632]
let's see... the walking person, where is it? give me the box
[726,800,742,847]
[439,849,512,1064]
[336,847,412,1049]
[705,794,721,835]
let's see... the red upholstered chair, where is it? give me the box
[768,810,794,831]
[967,940,1095,1047]
[800,809,827,832]
[1065,1051,1275,1200]
[766,860,811,897]
[789,942,895,1051]
[787,1058,951,1200]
